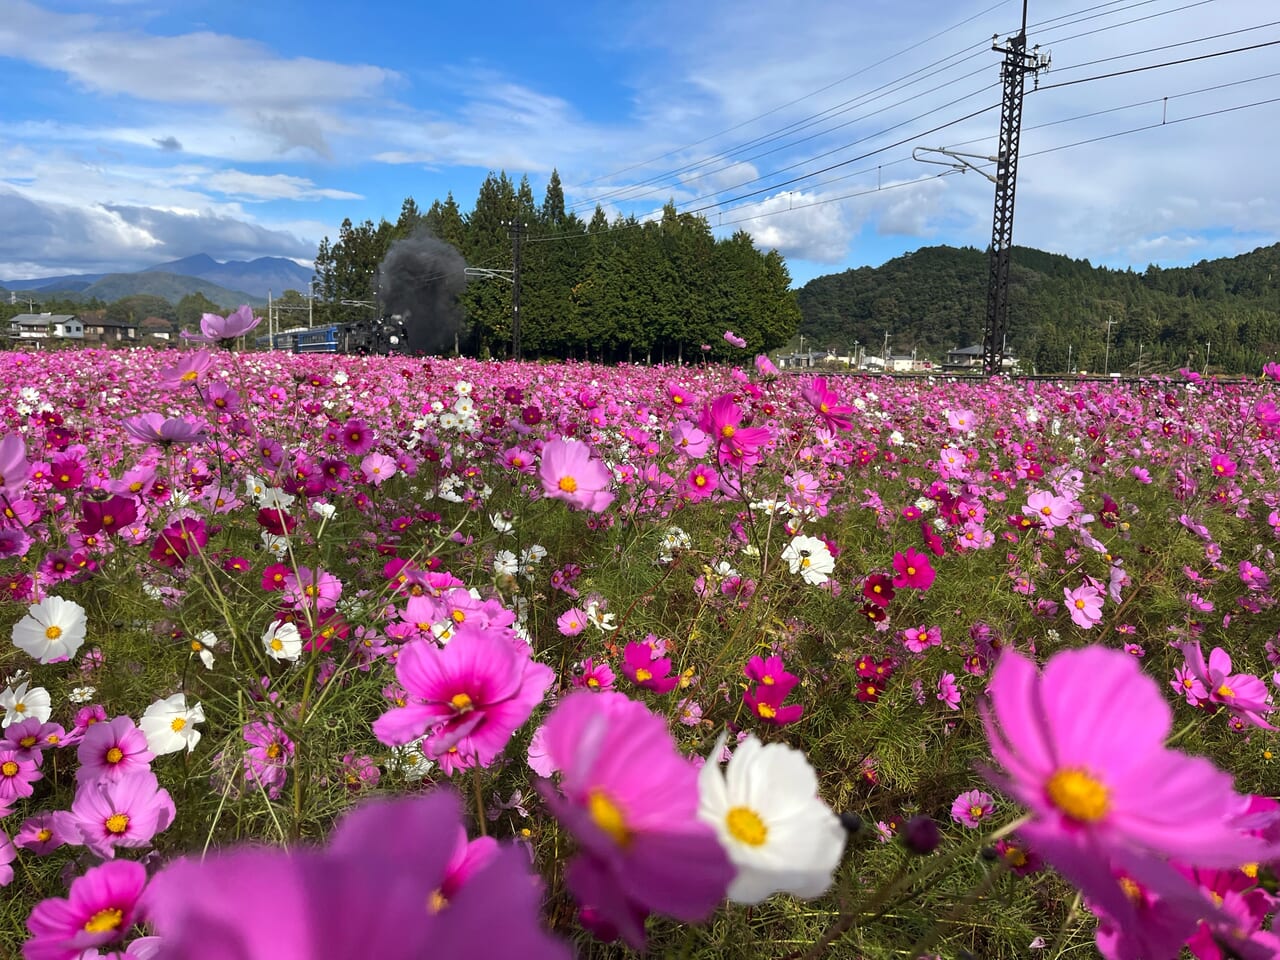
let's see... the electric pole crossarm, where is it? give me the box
[463,267,514,284]
[912,147,998,185]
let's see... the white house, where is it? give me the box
[8,313,83,340]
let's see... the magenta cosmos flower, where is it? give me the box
[534,691,733,949]
[145,789,570,960]
[538,437,615,512]
[120,414,208,446]
[891,548,935,591]
[372,626,553,771]
[25,859,148,960]
[800,376,855,432]
[182,304,261,342]
[981,646,1278,928]
[0,432,29,497]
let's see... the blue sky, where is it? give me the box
[1,0,1277,287]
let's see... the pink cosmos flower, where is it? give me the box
[372,626,554,770]
[533,691,733,949]
[121,414,209,446]
[744,655,799,694]
[683,464,719,500]
[24,860,148,959]
[15,810,80,856]
[621,641,680,694]
[571,657,615,692]
[723,330,747,348]
[700,395,771,469]
[242,720,294,800]
[744,679,804,726]
[755,354,779,377]
[361,451,398,486]
[800,376,855,432]
[1180,641,1275,730]
[0,432,29,496]
[75,717,154,786]
[1023,490,1072,528]
[670,421,710,459]
[145,789,571,960]
[183,304,261,342]
[538,438,615,512]
[1064,583,1104,629]
[1,718,64,763]
[0,748,41,812]
[891,548,936,591]
[556,608,587,637]
[0,829,12,887]
[155,350,211,389]
[70,770,175,859]
[937,673,962,710]
[981,647,1278,932]
[950,789,995,827]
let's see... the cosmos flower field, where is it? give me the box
[2,325,1280,959]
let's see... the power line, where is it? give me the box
[1046,19,1280,74]
[566,0,1227,221]
[1034,38,1280,92]
[573,0,1012,191]
[1036,0,1216,46]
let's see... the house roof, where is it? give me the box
[11,313,77,325]
[948,344,985,356]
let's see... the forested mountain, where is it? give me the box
[797,244,1280,375]
[311,171,800,362]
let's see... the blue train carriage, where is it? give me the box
[292,325,341,354]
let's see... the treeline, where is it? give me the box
[0,293,228,330]
[311,171,800,362]
[797,244,1280,375]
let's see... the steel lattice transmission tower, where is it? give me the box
[983,1,1049,376]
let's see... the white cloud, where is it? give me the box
[204,172,362,202]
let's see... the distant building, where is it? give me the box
[7,313,83,340]
[82,316,140,343]
[140,316,175,342]
[943,344,1018,372]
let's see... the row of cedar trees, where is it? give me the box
[311,170,801,362]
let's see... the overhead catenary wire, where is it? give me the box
[567,0,1220,216]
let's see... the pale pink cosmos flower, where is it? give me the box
[24,860,149,956]
[70,770,175,859]
[950,789,994,827]
[1024,490,1073,528]
[538,438,615,512]
[75,717,154,786]
[1064,583,1104,629]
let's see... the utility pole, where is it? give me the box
[1067,343,1072,375]
[883,330,890,369]
[982,0,1049,376]
[506,219,526,361]
[1104,316,1117,376]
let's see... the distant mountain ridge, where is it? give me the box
[3,254,313,301]
[796,242,1280,375]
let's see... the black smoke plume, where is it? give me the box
[376,230,466,355]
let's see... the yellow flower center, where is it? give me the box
[105,747,124,764]
[721,425,736,438]
[45,625,63,640]
[450,693,473,711]
[36,828,52,842]
[428,889,448,914]
[726,806,768,847]
[270,638,284,652]
[757,702,777,719]
[19,736,37,748]
[906,566,916,576]
[1118,876,1142,901]
[1046,767,1110,822]
[104,813,130,834]
[171,717,187,732]
[635,668,652,682]
[762,675,775,685]
[558,476,578,493]
[451,610,466,623]
[83,907,124,933]
[1002,846,1028,868]
[1242,862,1259,878]
[1,761,17,776]
[1074,599,1086,610]
[1217,684,1235,699]
[588,789,632,848]
[969,805,985,820]
[586,677,599,688]
[266,743,281,759]
[181,370,198,382]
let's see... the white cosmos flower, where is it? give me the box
[494,550,519,577]
[69,686,97,704]
[780,535,835,586]
[190,631,217,670]
[697,733,846,903]
[0,681,52,728]
[139,693,205,755]
[11,596,87,664]
[262,621,303,662]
